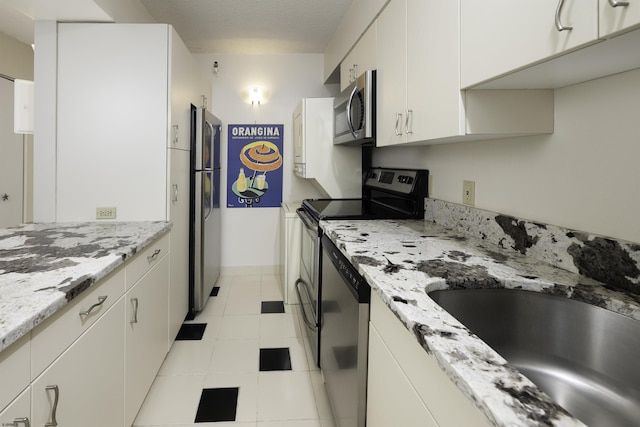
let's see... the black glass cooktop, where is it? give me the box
[302,198,415,222]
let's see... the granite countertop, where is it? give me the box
[320,216,640,427]
[0,221,172,352]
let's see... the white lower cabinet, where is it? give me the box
[0,387,30,427]
[125,254,170,426]
[31,299,125,427]
[0,233,173,427]
[367,292,490,427]
[367,325,438,427]
[0,334,30,414]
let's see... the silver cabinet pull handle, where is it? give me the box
[2,418,30,427]
[45,385,59,427]
[172,124,179,144]
[130,298,139,324]
[172,184,178,203]
[394,113,403,136]
[147,249,161,263]
[79,296,107,318]
[608,0,629,6]
[555,0,573,31]
[405,109,414,135]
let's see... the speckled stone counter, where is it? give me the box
[320,201,640,427]
[0,221,172,352]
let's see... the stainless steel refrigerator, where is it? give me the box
[189,105,222,315]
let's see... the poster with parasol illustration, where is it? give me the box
[227,124,284,208]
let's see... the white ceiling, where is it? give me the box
[0,0,354,55]
[140,0,353,54]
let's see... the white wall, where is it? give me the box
[373,68,640,244]
[0,32,34,80]
[193,53,338,270]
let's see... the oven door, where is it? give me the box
[295,208,320,367]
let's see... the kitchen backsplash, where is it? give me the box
[425,199,640,295]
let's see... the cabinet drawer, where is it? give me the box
[126,233,170,289]
[0,334,30,412]
[0,386,30,426]
[31,267,125,379]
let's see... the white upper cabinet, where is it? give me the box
[340,23,377,91]
[376,0,554,147]
[461,0,598,89]
[599,0,640,38]
[461,0,640,89]
[376,0,407,147]
[169,28,193,151]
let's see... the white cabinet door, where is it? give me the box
[460,0,598,88]
[169,149,190,342]
[340,23,377,91]
[600,0,640,38]
[0,334,29,413]
[376,0,408,147]
[31,300,125,427]
[367,325,439,427]
[406,0,462,142]
[170,28,193,151]
[0,387,30,427]
[125,254,169,426]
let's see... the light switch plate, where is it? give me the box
[462,180,475,207]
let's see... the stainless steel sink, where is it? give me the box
[428,288,640,427]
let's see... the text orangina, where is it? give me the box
[231,126,281,137]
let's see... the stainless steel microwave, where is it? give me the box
[333,69,375,145]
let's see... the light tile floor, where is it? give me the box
[133,273,336,427]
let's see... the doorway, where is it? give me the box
[0,76,25,227]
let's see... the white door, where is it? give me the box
[0,78,24,227]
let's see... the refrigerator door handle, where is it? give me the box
[204,172,213,221]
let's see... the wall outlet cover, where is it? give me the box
[462,180,475,207]
[96,207,117,219]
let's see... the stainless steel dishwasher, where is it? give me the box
[320,234,370,427]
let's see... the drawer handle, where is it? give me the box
[608,0,630,6]
[147,249,161,263]
[130,297,139,324]
[555,0,573,31]
[78,296,107,318]
[45,385,59,427]
[2,418,30,427]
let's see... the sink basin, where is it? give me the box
[428,288,640,427]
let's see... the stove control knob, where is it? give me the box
[406,176,414,184]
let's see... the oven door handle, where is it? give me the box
[295,278,318,330]
[296,208,318,232]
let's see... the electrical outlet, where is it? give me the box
[96,207,117,219]
[462,180,475,207]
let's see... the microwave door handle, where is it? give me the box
[346,85,358,138]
